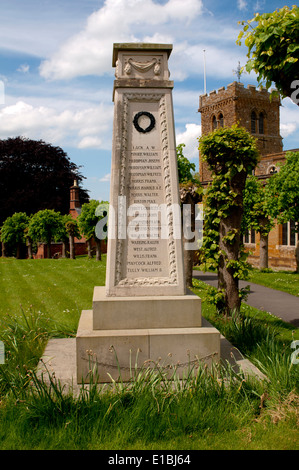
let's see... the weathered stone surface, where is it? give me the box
[106,43,185,297]
[76,309,220,382]
[92,286,201,330]
[76,43,221,383]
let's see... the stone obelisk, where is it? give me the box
[76,44,220,383]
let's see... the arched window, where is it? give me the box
[212,115,217,130]
[259,112,264,134]
[218,113,224,128]
[251,111,257,133]
[268,165,277,175]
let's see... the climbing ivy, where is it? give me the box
[198,125,259,315]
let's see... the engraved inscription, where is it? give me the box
[115,93,178,287]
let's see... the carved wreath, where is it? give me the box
[133,111,156,133]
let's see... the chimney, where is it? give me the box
[69,180,81,218]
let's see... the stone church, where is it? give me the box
[198,81,298,270]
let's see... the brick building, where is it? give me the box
[198,81,298,270]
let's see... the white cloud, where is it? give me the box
[100,173,111,182]
[17,64,30,73]
[78,136,102,149]
[280,123,297,138]
[0,99,113,149]
[176,123,201,160]
[280,97,299,139]
[237,0,247,10]
[39,0,204,81]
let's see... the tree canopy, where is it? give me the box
[266,151,299,271]
[242,176,275,269]
[0,212,30,258]
[177,143,197,184]
[0,136,89,225]
[28,209,64,258]
[78,200,108,260]
[237,5,299,103]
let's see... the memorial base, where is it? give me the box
[76,288,220,383]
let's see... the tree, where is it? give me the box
[237,5,299,103]
[177,144,202,288]
[0,212,30,259]
[0,136,89,225]
[242,176,275,269]
[78,200,108,261]
[28,209,64,259]
[64,216,81,260]
[266,151,299,272]
[198,125,259,315]
[54,214,71,258]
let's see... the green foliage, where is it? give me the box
[77,200,108,241]
[242,175,274,237]
[176,143,197,184]
[199,125,259,177]
[266,151,299,227]
[0,212,30,246]
[198,125,259,313]
[63,215,81,239]
[28,209,63,245]
[237,5,299,100]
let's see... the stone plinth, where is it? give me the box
[76,43,220,383]
[92,286,201,330]
[77,309,220,383]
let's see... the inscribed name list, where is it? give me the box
[125,102,169,279]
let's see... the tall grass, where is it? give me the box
[1,306,297,450]
[0,307,262,447]
[0,308,74,397]
[0,259,298,449]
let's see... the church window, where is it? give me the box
[259,112,264,134]
[212,115,217,130]
[251,111,257,133]
[268,165,277,175]
[243,229,256,244]
[282,221,298,246]
[218,113,224,127]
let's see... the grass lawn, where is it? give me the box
[0,255,106,335]
[194,265,299,297]
[246,269,299,297]
[0,256,298,451]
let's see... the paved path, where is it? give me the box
[193,270,299,328]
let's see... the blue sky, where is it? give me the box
[0,0,298,202]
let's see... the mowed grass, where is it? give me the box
[0,256,106,335]
[247,269,299,297]
[194,265,299,297]
[0,256,298,451]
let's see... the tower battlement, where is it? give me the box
[199,81,279,111]
[198,81,283,183]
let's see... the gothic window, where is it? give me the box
[251,111,257,133]
[259,112,264,134]
[268,165,277,175]
[282,221,298,246]
[243,229,256,244]
[212,115,217,130]
[218,113,224,127]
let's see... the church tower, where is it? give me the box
[198,81,283,184]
